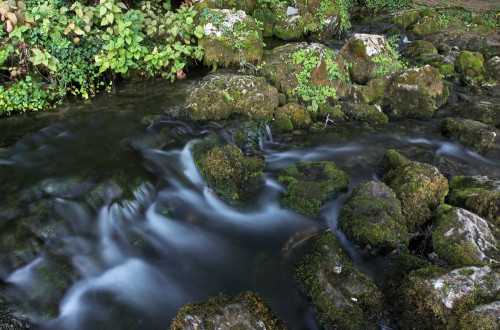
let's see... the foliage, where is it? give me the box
[0,75,53,114]
[364,0,413,14]
[0,0,205,115]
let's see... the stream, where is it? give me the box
[0,76,499,329]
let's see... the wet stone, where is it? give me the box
[440,117,498,154]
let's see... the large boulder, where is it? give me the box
[395,266,500,329]
[440,117,498,154]
[447,175,500,226]
[455,50,484,74]
[340,180,408,250]
[338,102,388,124]
[449,97,500,127]
[192,143,265,205]
[185,73,279,121]
[381,150,449,231]
[273,103,311,132]
[198,9,263,67]
[340,33,405,85]
[170,291,288,329]
[261,43,349,112]
[433,205,500,267]
[385,65,450,119]
[278,161,348,216]
[295,232,383,329]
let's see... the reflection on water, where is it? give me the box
[0,79,499,329]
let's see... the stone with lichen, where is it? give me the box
[295,232,383,329]
[433,205,500,267]
[185,72,279,121]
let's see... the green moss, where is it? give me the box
[447,176,500,226]
[403,40,438,58]
[273,103,311,132]
[384,160,449,231]
[433,205,483,266]
[391,10,421,29]
[440,117,498,154]
[193,143,265,205]
[412,16,442,37]
[340,180,408,250]
[378,149,410,177]
[278,161,348,216]
[295,232,383,329]
[170,291,288,329]
[341,103,388,124]
[455,51,484,74]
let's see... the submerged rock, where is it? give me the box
[396,265,500,329]
[440,117,498,154]
[170,291,288,329]
[185,72,279,121]
[447,175,500,226]
[198,9,263,67]
[381,150,449,231]
[433,205,500,267]
[193,143,265,205]
[340,180,408,251]
[295,232,383,329]
[340,33,404,85]
[385,66,450,119]
[278,161,348,216]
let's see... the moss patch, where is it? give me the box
[278,161,348,216]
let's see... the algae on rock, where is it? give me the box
[185,72,279,121]
[340,180,409,251]
[447,175,500,226]
[433,205,500,267]
[278,161,348,216]
[295,232,383,329]
[192,143,265,205]
[170,291,288,329]
[440,117,498,154]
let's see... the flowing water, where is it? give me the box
[0,76,499,329]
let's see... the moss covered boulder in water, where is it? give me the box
[278,161,348,216]
[440,117,498,154]
[338,102,388,124]
[185,73,279,121]
[447,175,500,226]
[198,9,262,67]
[170,291,288,329]
[273,103,311,132]
[385,66,450,119]
[340,180,409,251]
[261,42,349,107]
[433,205,500,267]
[395,265,500,329]
[340,33,404,85]
[295,232,383,329]
[381,150,449,231]
[193,143,265,205]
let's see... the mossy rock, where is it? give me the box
[261,42,349,107]
[377,149,410,178]
[340,180,409,250]
[185,72,279,121]
[466,301,500,329]
[447,175,500,226]
[193,0,256,15]
[170,291,288,329]
[278,161,348,216]
[403,40,438,58]
[484,56,500,87]
[433,205,500,267]
[440,117,498,154]
[340,33,404,85]
[273,103,311,132]
[192,143,265,205]
[385,65,450,119]
[295,232,383,329]
[382,155,449,232]
[273,9,309,41]
[339,102,388,124]
[395,265,500,329]
[391,10,421,30]
[449,98,500,127]
[412,15,442,37]
[455,51,484,74]
[199,9,263,67]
